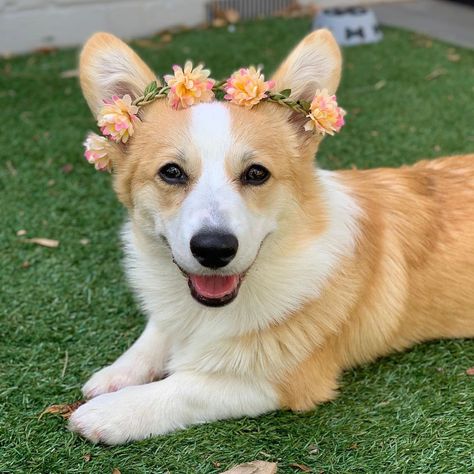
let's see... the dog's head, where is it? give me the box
[79,30,342,308]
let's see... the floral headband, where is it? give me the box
[84,61,346,171]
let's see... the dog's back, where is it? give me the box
[277,155,474,410]
[342,154,474,340]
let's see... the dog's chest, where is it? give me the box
[163,318,307,379]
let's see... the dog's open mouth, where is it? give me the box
[187,274,242,307]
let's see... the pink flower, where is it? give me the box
[97,94,139,143]
[224,67,274,108]
[83,133,111,171]
[304,89,346,135]
[164,61,215,109]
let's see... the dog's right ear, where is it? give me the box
[79,32,158,116]
[271,29,342,102]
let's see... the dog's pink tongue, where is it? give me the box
[190,274,239,299]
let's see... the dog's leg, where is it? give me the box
[70,371,278,444]
[82,321,168,399]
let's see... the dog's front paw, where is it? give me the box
[82,364,157,399]
[69,388,155,445]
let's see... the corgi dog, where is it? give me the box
[69,29,474,445]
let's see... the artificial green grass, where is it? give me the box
[1,17,473,473]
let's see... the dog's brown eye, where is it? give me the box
[159,163,188,185]
[241,164,270,186]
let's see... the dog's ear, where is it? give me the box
[271,29,342,149]
[272,29,342,100]
[79,32,158,116]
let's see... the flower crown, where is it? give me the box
[84,61,346,171]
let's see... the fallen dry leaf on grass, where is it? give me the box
[135,39,162,49]
[447,49,461,62]
[466,367,474,376]
[374,80,386,90]
[222,461,277,474]
[425,68,447,81]
[39,400,85,420]
[60,69,79,78]
[307,444,319,455]
[23,238,59,248]
[35,46,58,55]
[289,463,312,472]
[160,33,173,43]
[5,160,17,176]
[62,163,74,174]
[412,34,432,49]
[447,53,460,62]
[212,18,227,28]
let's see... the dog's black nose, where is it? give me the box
[190,231,238,268]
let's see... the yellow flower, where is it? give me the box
[97,94,139,143]
[224,67,274,108]
[83,133,111,172]
[164,61,215,109]
[304,89,346,135]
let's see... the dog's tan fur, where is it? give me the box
[277,155,474,409]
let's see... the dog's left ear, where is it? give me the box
[79,32,158,117]
[271,29,342,145]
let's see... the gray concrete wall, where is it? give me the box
[0,0,209,55]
